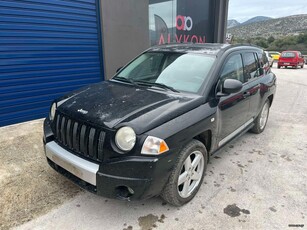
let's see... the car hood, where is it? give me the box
[56,81,206,134]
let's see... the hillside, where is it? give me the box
[227,16,272,28]
[228,14,307,39]
[241,16,272,26]
[227,19,240,28]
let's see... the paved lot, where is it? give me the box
[5,65,307,230]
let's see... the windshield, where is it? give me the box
[281,52,295,58]
[114,52,216,94]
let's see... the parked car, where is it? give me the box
[265,51,274,67]
[268,51,281,61]
[43,44,276,206]
[278,51,304,69]
[303,55,307,64]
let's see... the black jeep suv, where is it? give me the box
[43,44,276,206]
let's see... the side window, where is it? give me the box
[258,51,268,68]
[243,52,262,81]
[258,51,270,73]
[220,54,245,84]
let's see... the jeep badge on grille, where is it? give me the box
[77,109,88,114]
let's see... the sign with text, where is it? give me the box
[149,0,214,45]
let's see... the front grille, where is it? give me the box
[54,112,106,162]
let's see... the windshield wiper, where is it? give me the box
[113,77,179,93]
[113,76,138,86]
[135,81,180,93]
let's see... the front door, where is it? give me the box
[216,53,252,147]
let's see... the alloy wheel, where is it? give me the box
[259,102,269,130]
[177,150,205,198]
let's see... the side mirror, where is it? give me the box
[217,79,243,97]
[223,79,243,94]
[116,67,123,73]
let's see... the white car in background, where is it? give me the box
[265,51,274,67]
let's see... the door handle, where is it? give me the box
[243,91,251,98]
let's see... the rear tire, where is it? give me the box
[161,140,207,206]
[277,65,281,69]
[301,64,304,68]
[250,100,270,134]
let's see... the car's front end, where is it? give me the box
[44,117,178,200]
[42,80,197,200]
[42,81,210,201]
[42,45,219,202]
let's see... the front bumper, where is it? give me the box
[43,119,175,200]
[45,141,99,186]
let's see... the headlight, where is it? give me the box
[115,127,136,152]
[50,103,57,121]
[141,136,169,155]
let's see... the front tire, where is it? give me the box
[250,100,270,134]
[161,140,207,206]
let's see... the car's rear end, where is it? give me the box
[278,51,299,68]
[268,52,280,61]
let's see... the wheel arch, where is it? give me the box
[268,94,274,107]
[193,130,212,161]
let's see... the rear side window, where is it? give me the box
[281,52,295,58]
[243,52,262,81]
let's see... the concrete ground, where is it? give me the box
[4,65,307,230]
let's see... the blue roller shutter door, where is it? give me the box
[0,0,104,127]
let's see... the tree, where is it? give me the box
[297,32,307,44]
[267,36,275,44]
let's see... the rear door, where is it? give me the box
[242,51,265,119]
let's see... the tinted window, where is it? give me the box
[243,52,262,81]
[281,52,295,58]
[220,54,244,83]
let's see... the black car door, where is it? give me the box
[216,53,252,147]
[242,51,264,120]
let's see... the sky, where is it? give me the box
[228,0,307,22]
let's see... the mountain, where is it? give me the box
[227,19,240,28]
[227,16,272,29]
[227,14,307,39]
[241,16,272,25]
